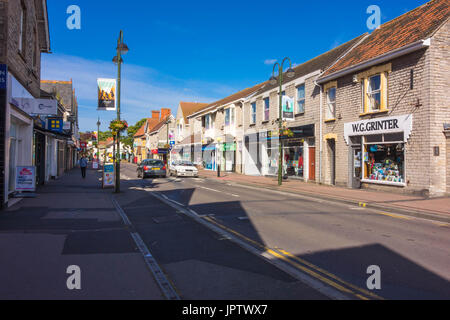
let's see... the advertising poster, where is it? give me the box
[282,95,295,121]
[103,163,115,188]
[15,166,36,192]
[92,160,99,170]
[97,78,116,111]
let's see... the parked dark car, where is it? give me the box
[137,159,166,178]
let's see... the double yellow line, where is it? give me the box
[204,216,384,300]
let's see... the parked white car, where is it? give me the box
[169,161,199,178]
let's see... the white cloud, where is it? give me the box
[264,59,277,65]
[41,54,234,132]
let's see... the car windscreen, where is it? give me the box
[143,160,163,166]
[175,161,194,166]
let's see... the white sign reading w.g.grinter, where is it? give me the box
[11,98,58,116]
[344,114,413,145]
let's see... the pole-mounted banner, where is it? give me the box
[97,78,117,111]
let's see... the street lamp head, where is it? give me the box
[269,76,278,86]
[117,43,129,55]
[286,68,295,79]
[112,56,124,65]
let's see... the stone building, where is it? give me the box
[241,35,365,181]
[0,0,50,208]
[316,0,450,196]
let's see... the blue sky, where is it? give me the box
[42,0,430,132]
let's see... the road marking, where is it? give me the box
[376,212,412,220]
[111,196,180,300]
[203,216,383,300]
[198,186,240,198]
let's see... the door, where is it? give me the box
[352,147,362,189]
[328,140,336,185]
[309,147,316,181]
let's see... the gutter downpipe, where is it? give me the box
[314,78,323,184]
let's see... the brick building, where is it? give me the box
[317,0,450,196]
[0,0,50,208]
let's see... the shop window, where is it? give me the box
[263,98,270,122]
[283,145,304,178]
[365,134,383,143]
[364,143,405,184]
[297,84,305,114]
[326,87,336,120]
[384,132,404,142]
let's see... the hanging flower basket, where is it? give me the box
[109,120,128,135]
[280,128,294,138]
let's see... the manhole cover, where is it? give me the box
[152,215,182,224]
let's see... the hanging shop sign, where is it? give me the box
[0,64,7,90]
[15,166,36,192]
[282,96,295,121]
[103,163,115,188]
[11,98,57,116]
[344,114,413,145]
[47,117,63,133]
[97,78,116,111]
[63,121,71,130]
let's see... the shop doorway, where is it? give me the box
[351,146,362,189]
[328,139,336,185]
[309,147,316,181]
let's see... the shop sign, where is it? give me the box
[0,64,7,90]
[219,143,236,152]
[92,160,99,169]
[47,118,63,133]
[344,115,413,145]
[103,163,115,188]
[282,96,295,121]
[11,98,57,116]
[15,166,36,192]
[63,121,71,130]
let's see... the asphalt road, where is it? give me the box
[120,163,450,300]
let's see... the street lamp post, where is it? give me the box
[96,117,101,164]
[166,117,171,166]
[112,30,129,193]
[269,58,295,186]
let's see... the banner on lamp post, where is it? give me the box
[282,96,295,121]
[97,78,116,111]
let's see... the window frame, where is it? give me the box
[366,74,382,112]
[263,97,270,122]
[250,102,256,125]
[296,84,306,114]
[326,87,336,121]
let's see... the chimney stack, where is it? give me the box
[152,110,160,120]
[161,108,171,120]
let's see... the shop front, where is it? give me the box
[202,144,216,171]
[218,142,236,172]
[344,115,413,189]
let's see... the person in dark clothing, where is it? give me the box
[80,156,88,178]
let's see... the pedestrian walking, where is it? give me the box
[80,155,88,179]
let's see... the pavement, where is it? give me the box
[0,165,164,300]
[198,169,450,220]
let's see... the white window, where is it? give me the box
[297,84,305,114]
[250,103,256,124]
[367,74,381,112]
[263,98,270,122]
[326,87,336,120]
[205,114,211,130]
[225,108,235,127]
